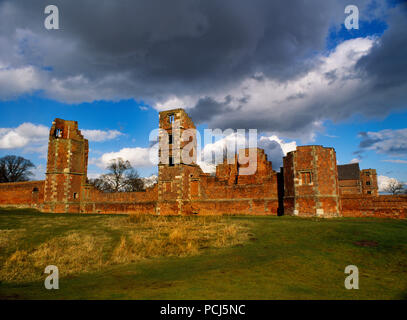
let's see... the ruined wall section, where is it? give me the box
[283,146,341,217]
[360,169,379,196]
[184,148,280,215]
[0,180,45,209]
[157,108,281,215]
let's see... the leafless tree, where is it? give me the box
[384,180,405,195]
[89,158,144,192]
[123,168,144,192]
[0,155,35,183]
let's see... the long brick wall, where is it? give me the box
[341,195,407,219]
[79,184,158,214]
[0,181,45,209]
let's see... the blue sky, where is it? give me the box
[0,0,406,190]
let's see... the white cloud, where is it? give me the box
[0,123,49,150]
[0,123,125,158]
[259,135,297,156]
[98,147,155,169]
[198,132,296,173]
[381,159,407,164]
[154,95,195,111]
[82,129,123,142]
[350,158,361,164]
[0,63,44,99]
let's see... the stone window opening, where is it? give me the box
[300,171,312,185]
[168,114,175,123]
[32,187,39,192]
[169,134,173,145]
[73,192,79,199]
[169,156,174,166]
[367,191,372,194]
[55,128,63,138]
[366,181,371,185]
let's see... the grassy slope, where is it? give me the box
[0,208,406,300]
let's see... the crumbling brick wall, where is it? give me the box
[184,149,280,215]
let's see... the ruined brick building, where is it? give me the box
[0,109,406,218]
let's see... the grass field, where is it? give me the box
[0,208,406,300]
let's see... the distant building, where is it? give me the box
[338,163,378,196]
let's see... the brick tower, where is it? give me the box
[157,108,201,215]
[283,145,341,217]
[43,119,88,213]
[360,169,378,196]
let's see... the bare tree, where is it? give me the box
[123,168,144,192]
[384,180,405,195]
[0,155,35,183]
[89,158,144,192]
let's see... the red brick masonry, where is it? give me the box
[0,109,406,218]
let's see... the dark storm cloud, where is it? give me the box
[0,0,345,94]
[356,5,407,91]
[1,0,405,141]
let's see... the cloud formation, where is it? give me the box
[81,129,123,142]
[381,159,407,164]
[0,123,48,149]
[198,132,296,172]
[0,123,124,154]
[96,147,155,169]
[358,128,407,157]
[0,1,405,142]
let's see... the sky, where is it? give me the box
[0,0,406,192]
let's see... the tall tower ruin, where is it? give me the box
[43,119,88,213]
[157,109,202,215]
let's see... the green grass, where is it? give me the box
[0,207,407,299]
